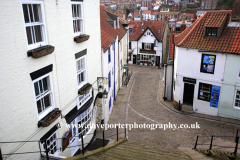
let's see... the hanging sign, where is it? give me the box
[183,77,196,84]
[210,85,221,108]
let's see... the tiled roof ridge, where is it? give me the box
[175,11,207,46]
[103,8,119,17]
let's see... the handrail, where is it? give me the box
[0,125,127,159]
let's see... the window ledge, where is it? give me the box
[203,36,218,39]
[27,45,55,58]
[74,34,90,43]
[38,108,61,127]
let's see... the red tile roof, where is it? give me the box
[174,10,240,54]
[129,21,165,41]
[169,32,181,60]
[179,13,194,17]
[100,6,118,52]
[100,6,127,52]
[134,13,141,16]
[143,10,151,14]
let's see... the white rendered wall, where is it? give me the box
[173,47,226,116]
[0,0,101,159]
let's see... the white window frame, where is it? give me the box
[78,106,93,141]
[72,2,84,36]
[76,56,87,89]
[21,1,48,50]
[233,90,240,110]
[42,130,59,155]
[144,43,151,50]
[33,73,55,121]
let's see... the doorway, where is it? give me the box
[69,118,80,156]
[183,83,194,105]
[133,55,136,64]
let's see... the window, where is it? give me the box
[109,97,112,113]
[147,32,150,35]
[108,47,111,64]
[22,2,46,48]
[198,82,212,102]
[142,28,144,32]
[108,71,111,89]
[33,74,54,120]
[200,54,216,74]
[158,29,161,33]
[76,56,87,87]
[129,28,132,33]
[42,131,59,155]
[144,43,151,50]
[205,27,218,37]
[119,40,122,52]
[129,41,131,49]
[77,107,92,138]
[234,90,240,108]
[72,2,83,35]
[154,40,158,47]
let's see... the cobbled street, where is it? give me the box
[121,65,240,149]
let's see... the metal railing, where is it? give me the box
[193,129,239,156]
[0,126,127,160]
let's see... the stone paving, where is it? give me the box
[97,64,240,159]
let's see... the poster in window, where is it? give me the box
[201,55,215,73]
[210,85,221,108]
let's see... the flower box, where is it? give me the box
[74,34,90,43]
[78,83,92,95]
[38,108,61,127]
[27,45,55,58]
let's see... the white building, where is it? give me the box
[0,0,101,159]
[172,10,238,117]
[100,6,128,124]
[128,21,165,67]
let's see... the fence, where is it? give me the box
[0,126,127,160]
[193,129,240,156]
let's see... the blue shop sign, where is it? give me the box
[210,85,221,108]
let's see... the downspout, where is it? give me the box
[171,35,175,101]
[101,48,105,124]
[164,64,167,100]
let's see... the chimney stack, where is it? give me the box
[231,0,240,22]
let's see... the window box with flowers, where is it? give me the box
[74,34,90,43]
[27,45,55,58]
[38,108,62,127]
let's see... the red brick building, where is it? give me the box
[172,3,180,11]
[201,0,218,9]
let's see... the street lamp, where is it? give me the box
[97,77,109,99]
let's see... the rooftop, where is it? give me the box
[129,21,165,41]
[175,10,240,54]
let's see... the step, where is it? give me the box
[111,146,182,159]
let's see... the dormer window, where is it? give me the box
[205,27,218,37]
[158,29,161,33]
[142,28,144,32]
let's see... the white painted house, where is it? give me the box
[172,10,239,117]
[128,21,165,67]
[100,6,128,124]
[0,0,101,159]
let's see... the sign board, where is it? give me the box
[183,77,196,84]
[122,65,128,69]
[210,85,221,108]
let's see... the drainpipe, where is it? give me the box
[101,48,105,124]
[164,64,167,100]
[171,35,176,101]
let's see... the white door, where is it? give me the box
[70,118,79,156]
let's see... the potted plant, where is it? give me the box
[74,34,90,43]
[27,45,55,58]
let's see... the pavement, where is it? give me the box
[96,64,240,159]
